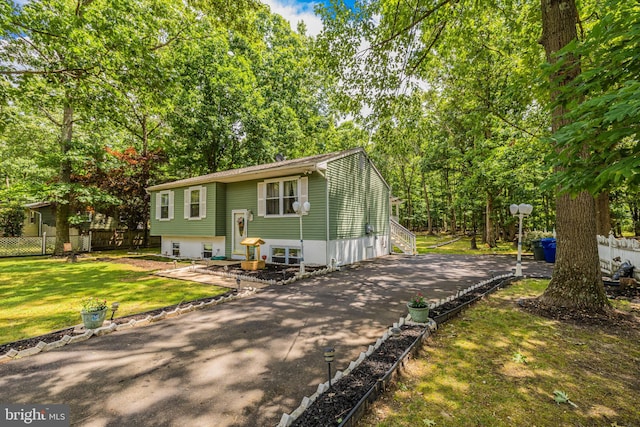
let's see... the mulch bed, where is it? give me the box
[204,263,325,282]
[291,325,423,427]
[518,283,640,331]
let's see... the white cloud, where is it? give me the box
[261,0,324,37]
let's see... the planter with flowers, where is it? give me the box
[407,293,430,323]
[80,297,108,329]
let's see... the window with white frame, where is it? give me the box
[184,186,207,220]
[172,242,180,257]
[271,246,301,264]
[258,176,307,217]
[202,243,213,259]
[156,190,174,221]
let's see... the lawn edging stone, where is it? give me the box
[278,274,514,427]
[0,287,257,364]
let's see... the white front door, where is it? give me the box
[232,210,248,256]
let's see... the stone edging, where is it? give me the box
[276,272,514,427]
[190,265,339,286]
[0,288,257,364]
[428,273,512,310]
[277,316,437,427]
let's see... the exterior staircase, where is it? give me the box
[390,218,417,255]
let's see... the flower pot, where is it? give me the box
[81,308,107,329]
[407,303,430,323]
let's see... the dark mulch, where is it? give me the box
[291,325,423,427]
[204,263,325,282]
[0,291,237,356]
[518,283,640,331]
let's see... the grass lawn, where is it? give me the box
[360,279,640,427]
[416,234,520,255]
[0,255,228,345]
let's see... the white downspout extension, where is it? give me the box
[326,174,331,267]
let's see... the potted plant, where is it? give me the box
[80,297,108,329]
[407,292,430,323]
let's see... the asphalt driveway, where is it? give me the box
[0,254,552,427]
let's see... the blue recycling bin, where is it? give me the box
[540,238,556,263]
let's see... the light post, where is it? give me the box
[510,203,533,277]
[292,200,310,274]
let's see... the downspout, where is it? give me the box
[326,171,330,267]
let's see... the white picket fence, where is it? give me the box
[597,232,640,280]
[0,232,91,257]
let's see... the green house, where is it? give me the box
[147,147,412,266]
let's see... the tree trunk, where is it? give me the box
[54,97,73,256]
[421,175,433,234]
[485,195,496,247]
[595,192,611,236]
[141,115,150,248]
[538,0,609,311]
[628,200,640,237]
[470,212,478,249]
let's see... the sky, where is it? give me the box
[261,0,325,36]
[10,0,351,37]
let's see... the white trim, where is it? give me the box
[157,190,174,221]
[261,175,302,218]
[257,182,266,217]
[184,186,206,220]
[231,209,249,257]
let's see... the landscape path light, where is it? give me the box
[510,203,533,277]
[390,327,402,357]
[323,347,335,389]
[292,200,311,274]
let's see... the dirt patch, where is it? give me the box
[96,256,177,271]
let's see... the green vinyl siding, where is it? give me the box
[224,173,328,255]
[216,183,226,236]
[149,182,219,237]
[327,151,389,240]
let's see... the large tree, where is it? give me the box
[537,0,608,310]
[316,0,616,311]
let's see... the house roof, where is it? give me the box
[147,147,368,191]
[25,202,52,209]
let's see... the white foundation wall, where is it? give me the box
[253,239,327,265]
[161,236,225,259]
[329,233,390,267]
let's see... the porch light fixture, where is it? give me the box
[510,203,533,277]
[323,347,335,389]
[292,200,311,274]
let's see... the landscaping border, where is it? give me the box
[0,287,257,363]
[190,264,338,286]
[276,273,514,427]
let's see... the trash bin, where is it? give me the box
[540,238,556,263]
[532,239,545,261]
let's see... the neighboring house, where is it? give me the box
[147,147,406,266]
[23,202,56,237]
[23,202,115,237]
